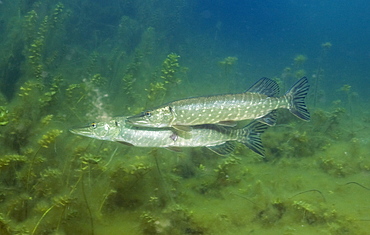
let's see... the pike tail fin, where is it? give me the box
[239,120,270,157]
[285,77,310,121]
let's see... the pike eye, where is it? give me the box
[144,111,151,117]
[91,122,97,129]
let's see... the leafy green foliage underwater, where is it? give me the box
[0,1,370,234]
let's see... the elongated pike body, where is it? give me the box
[127,77,309,129]
[70,116,272,156]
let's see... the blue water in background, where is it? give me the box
[1,0,368,105]
[191,0,370,98]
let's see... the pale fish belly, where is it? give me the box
[170,93,288,125]
[120,125,234,148]
[170,127,230,147]
[120,128,175,147]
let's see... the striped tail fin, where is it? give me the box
[285,77,310,121]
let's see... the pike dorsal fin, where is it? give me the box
[245,77,280,97]
[207,141,235,156]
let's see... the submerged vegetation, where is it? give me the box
[0,1,369,235]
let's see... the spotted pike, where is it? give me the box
[127,77,309,130]
[70,116,273,156]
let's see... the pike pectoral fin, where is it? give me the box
[172,126,192,139]
[165,147,182,152]
[217,120,237,127]
[207,141,235,156]
[173,125,192,132]
[117,141,135,146]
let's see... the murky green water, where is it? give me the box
[0,1,369,234]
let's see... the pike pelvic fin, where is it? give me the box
[207,141,236,156]
[257,110,277,126]
[217,120,237,127]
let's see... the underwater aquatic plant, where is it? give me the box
[213,156,242,187]
[146,82,166,101]
[321,42,332,50]
[339,84,357,133]
[161,53,181,85]
[145,53,182,105]
[0,106,9,125]
[295,69,306,79]
[91,74,107,87]
[26,16,48,79]
[50,3,65,28]
[293,54,307,67]
[117,16,141,50]
[218,56,238,90]
[38,129,63,148]
[218,56,238,79]
[218,56,238,68]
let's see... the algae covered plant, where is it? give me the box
[0,1,370,234]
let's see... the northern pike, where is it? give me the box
[70,116,273,156]
[127,77,309,131]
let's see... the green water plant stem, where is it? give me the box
[340,84,354,132]
[218,56,238,91]
[313,42,332,106]
[81,167,95,235]
[31,204,55,235]
[26,129,63,191]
